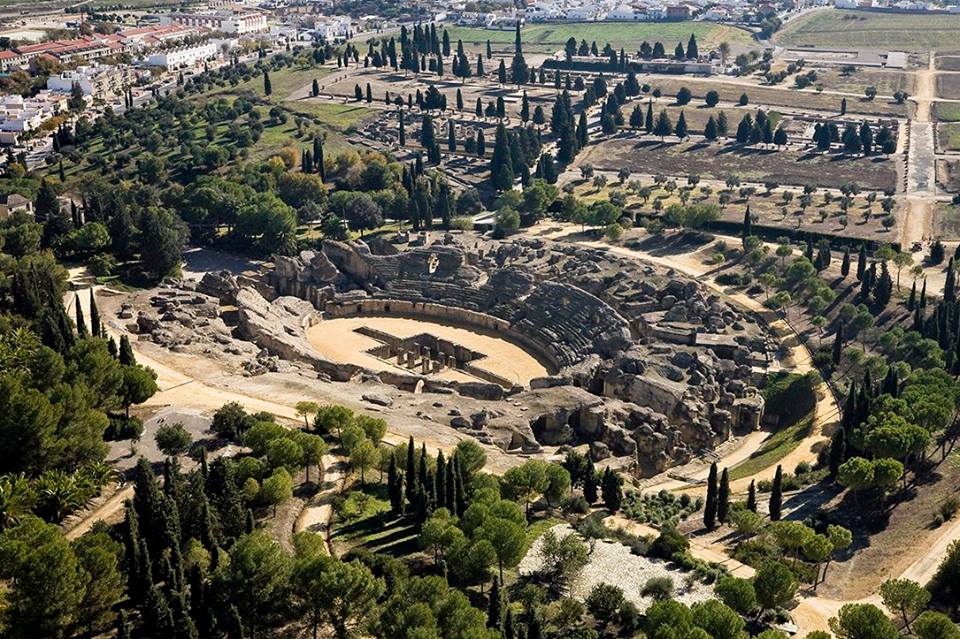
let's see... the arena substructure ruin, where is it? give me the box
[132,234,773,475]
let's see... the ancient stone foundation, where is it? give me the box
[175,233,773,475]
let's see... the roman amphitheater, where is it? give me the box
[115,232,774,475]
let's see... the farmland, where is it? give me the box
[937,122,960,151]
[936,73,960,99]
[646,76,907,117]
[575,135,900,191]
[775,8,960,51]
[442,22,753,55]
[933,101,960,121]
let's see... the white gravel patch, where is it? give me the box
[519,524,716,613]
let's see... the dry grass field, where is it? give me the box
[776,8,960,51]
[576,135,899,190]
[647,77,907,118]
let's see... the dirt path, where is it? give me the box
[294,454,349,554]
[903,52,938,247]
[64,484,133,540]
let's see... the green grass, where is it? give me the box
[775,8,960,51]
[442,22,752,54]
[284,102,374,128]
[939,123,960,151]
[728,412,814,481]
[935,102,960,122]
[330,483,421,557]
[208,64,334,103]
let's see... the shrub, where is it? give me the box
[641,576,674,600]
[88,253,117,277]
[448,216,474,231]
[562,494,590,515]
[622,491,701,526]
[105,415,144,441]
[939,496,960,523]
[650,527,689,559]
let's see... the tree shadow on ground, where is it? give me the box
[626,230,712,257]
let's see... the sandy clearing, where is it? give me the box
[305,315,550,386]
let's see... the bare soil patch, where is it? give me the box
[936,73,960,100]
[813,67,914,97]
[936,55,960,71]
[304,315,550,386]
[817,459,960,600]
[936,158,960,192]
[577,136,899,191]
[933,203,960,239]
[648,77,907,118]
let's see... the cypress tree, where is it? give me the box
[832,324,844,367]
[90,288,103,337]
[226,606,244,639]
[717,468,730,524]
[405,437,416,504]
[841,247,850,277]
[487,577,503,629]
[245,508,255,534]
[445,458,456,513]
[746,480,757,512]
[263,70,271,96]
[704,462,718,529]
[947,259,957,303]
[436,451,447,510]
[504,608,516,639]
[418,443,429,498]
[882,366,899,396]
[601,468,622,512]
[856,244,867,281]
[908,280,917,311]
[920,277,927,308]
[769,465,783,520]
[645,101,654,133]
[583,459,598,504]
[74,293,88,338]
[388,455,403,514]
[119,334,136,366]
[829,425,846,476]
[314,135,326,182]
[108,336,118,358]
[116,611,131,639]
[123,504,144,600]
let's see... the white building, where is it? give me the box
[161,11,268,35]
[46,64,135,98]
[0,91,68,137]
[311,15,352,40]
[147,42,218,69]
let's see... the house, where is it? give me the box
[0,194,33,219]
[146,41,219,69]
[311,15,352,40]
[606,6,641,20]
[666,4,691,19]
[703,6,732,19]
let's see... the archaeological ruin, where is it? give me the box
[121,233,773,475]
